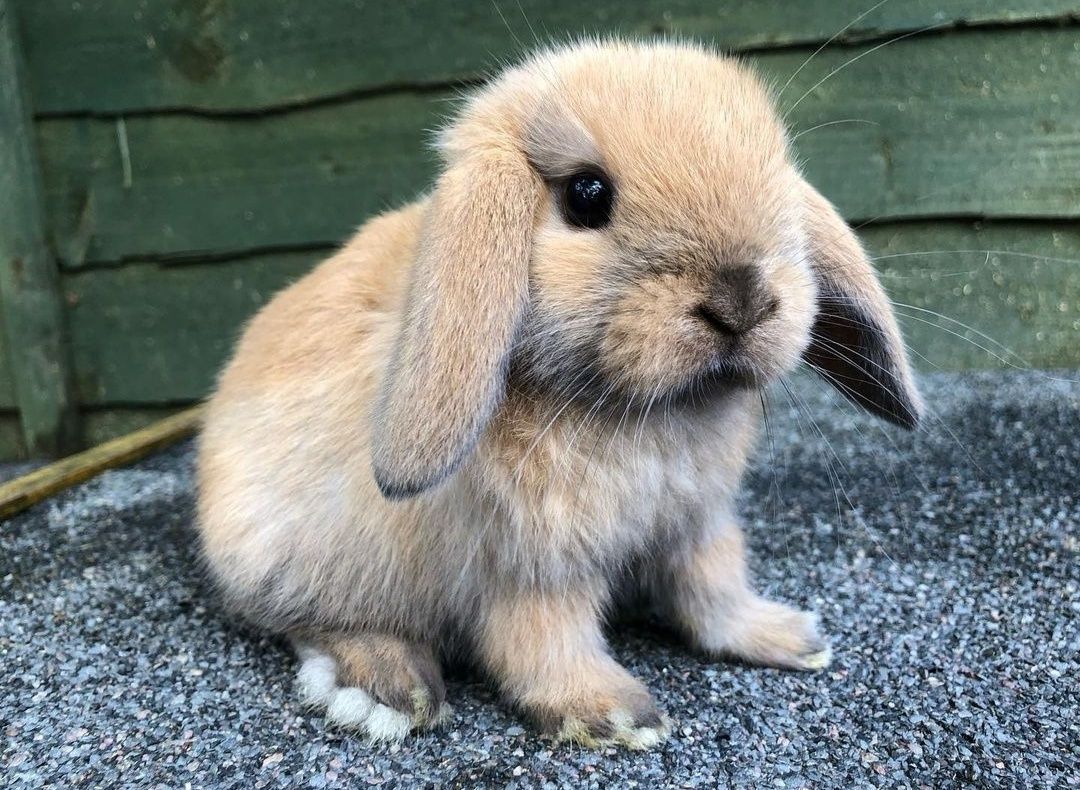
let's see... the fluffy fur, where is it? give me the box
[196,40,920,748]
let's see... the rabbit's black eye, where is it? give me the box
[562,171,614,229]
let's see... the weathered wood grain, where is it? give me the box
[40,92,440,267]
[0,406,189,461]
[0,407,192,459]
[63,251,319,404]
[0,405,201,520]
[82,406,185,447]
[8,2,1079,461]
[0,0,78,454]
[0,406,188,460]
[860,222,1080,371]
[0,413,25,459]
[18,0,1080,115]
[38,29,1080,267]
[0,332,17,409]
[58,221,1080,407]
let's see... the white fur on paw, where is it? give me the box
[556,710,671,750]
[325,687,376,726]
[323,687,411,741]
[293,646,417,743]
[800,644,833,670]
[708,599,832,672]
[433,702,454,727]
[625,723,666,750]
[296,653,338,707]
[610,709,671,750]
[363,704,413,742]
[293,641,321,662]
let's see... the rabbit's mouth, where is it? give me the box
[701,347,773,390]
[709,356,767,389]
[648,356,770,412]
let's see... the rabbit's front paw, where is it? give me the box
[704,597,832,671]
[294,634,450,742]
[526,672,670,750]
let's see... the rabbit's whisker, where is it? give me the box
[794,361,917,511]
[511,0,542,48]
[869,249,1080,269]
[792,118,880,140]
[890,308,1031,373]
[802,344,983,484]
[561,382,621,541]
[759,387,795,568]
[489,0,527,57]
[813,270,1079,385]
[784,21,951,119]
[452,368,603,600]
[779,380,844,555]
[511,367,604,484]
[776,0,895,98]
[782,380,899,567]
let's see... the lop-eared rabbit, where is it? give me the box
[197,40,920,748]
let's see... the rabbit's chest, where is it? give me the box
[570,431,738,551]
[487,400,757,575]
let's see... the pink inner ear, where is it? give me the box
[805,285,921,429]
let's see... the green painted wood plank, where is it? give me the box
[39,28,1080,267]
[81,406,185,448]
[0,405,200,519]
[0,0,78,454]
[63,251,319,404]
[862,222,1080,371]
[0,299,19,409]
[0,407,201,461]
[0,412,26,460]
[0,407,189,460]
[0,408,200,461]
[40,92,440,267]
[60,221,1080,406]
[18,0,1080,115]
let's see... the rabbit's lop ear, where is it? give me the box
[800,182,923,428]
[372,148,542,499]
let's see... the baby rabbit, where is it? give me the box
[196,40,921,748]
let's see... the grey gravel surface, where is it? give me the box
[2,370,1078,789]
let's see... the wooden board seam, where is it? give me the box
[28,12,1080,123]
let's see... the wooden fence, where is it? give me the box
[1,0,1078,458]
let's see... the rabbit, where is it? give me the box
[196,39,921,749]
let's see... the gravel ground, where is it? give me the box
[1,370,1077,789]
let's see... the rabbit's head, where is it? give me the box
[373,41,922,498]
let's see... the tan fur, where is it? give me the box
[300,632,445,723]
[665,518,830,669]
[196,40,919,747]
[478,590,665,746]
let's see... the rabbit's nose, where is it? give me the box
[695,266,779,336]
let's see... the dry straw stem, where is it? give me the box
[0,406,203,520]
